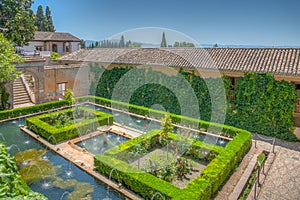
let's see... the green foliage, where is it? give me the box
[0,99,69,120]
[0,142,48,199]
[64,89,74,105]
[45,6,55,32]
[26,107,113,144]
[92,66,298,141]
[0,33,22,82]
[173,41,195,47]
[0,0,36,46]
[35,5,46,31]
[95,128,251,200]
[160,32,167,47]
[50,52,61,62]
[228,73,298,141]
[35,5,55,32]
[0,82,10,110]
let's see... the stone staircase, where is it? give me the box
[13,77,34,108]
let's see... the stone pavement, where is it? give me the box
[259,147,300,200]
[252,134,300,200]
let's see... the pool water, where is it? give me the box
[0,119,124,200]
[76,132,129,155]
[0,103,229,199]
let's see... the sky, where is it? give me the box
[31,0,300,46]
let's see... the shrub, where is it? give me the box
[0,100,69,121]
[0,142,48,199]
[26,107,113,144]
[50,52,61,62]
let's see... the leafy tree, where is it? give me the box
[0,33,22,109]
[161,113,173,134]
[160,32,167,47]
[0,0,36,46]
[35,5,47,31]
[174,41,179,47]
[119,35,125,47]
[0,33,22,82]
[95,41,99,48]
[213,43,218,48]
[65,89,74,105]
[45,6,55,32]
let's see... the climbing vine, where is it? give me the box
[92,67,298,141]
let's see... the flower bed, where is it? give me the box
[95,128,251,199]
[26,107,113,144]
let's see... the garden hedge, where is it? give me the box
[95,129,251,199]
[26,107,113,144]
[89,97,252,199]
[77,95,242,138]
[0,100,69,121]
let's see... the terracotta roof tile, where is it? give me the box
[59,48,300,76]
[33,31,81,42]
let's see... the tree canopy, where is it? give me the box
[0,0,36,46]
[35,5,55,32]
[0,33,22,82]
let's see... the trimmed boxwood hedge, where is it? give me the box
[77,96,241,138]
[95,129,251,199]
[0,100,69,121]
[26,107,113,144]
[89,97,252,199]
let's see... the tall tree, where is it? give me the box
[0,33,22,109]
[160,32,167,47]
[0,0,36,46]
[35,5,47,31]
[119,35,125,47]
[45,6,55,32]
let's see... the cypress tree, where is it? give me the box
[119,35,125,47]
[45,6,55,32]
[35,5,47,31]
[160,32,167,47]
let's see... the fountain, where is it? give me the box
[59,191,71,200]
[64,162,74,179]
[47,135,58,144]
[106,168,122,200]
[151,192,165,200]
[7,144,22,155]
[0,133,6,142]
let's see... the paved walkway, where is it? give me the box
[252,134,300,200]
[259,147,300,200]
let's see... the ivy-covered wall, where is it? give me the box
[91,66,298,141]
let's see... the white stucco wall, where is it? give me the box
[22,41,44,52]
[71,42,80,52]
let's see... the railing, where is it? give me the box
[20,74,35,103]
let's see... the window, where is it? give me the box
[296,84,300,90]
[66,46,69,52]
[58,83,66,96]
[35,46,43,51]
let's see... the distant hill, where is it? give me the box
[84,40,300,48]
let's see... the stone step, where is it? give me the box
[14,95,30,99]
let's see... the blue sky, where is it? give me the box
[31,0,300,46]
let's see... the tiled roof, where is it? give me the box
[59,48,300,76]
[33,31,81,42]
